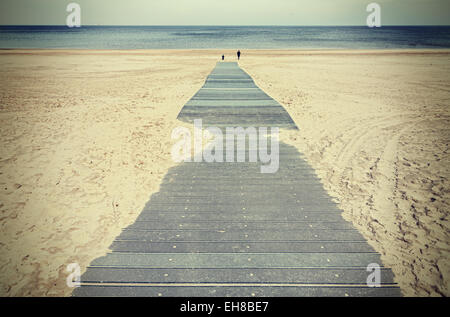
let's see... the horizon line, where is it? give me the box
[1,24,450,27]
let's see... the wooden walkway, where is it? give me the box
[73,62,401,297]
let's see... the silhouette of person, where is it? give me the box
[222,55,225,61]
[237,50,241,60]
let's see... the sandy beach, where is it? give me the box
[0,49,449,297]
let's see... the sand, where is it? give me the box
[0,50,216,296]
[240,50,450,296]
[0,49,448,297]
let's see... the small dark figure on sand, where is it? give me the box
[222,55,225,61]
[237,50,241,60]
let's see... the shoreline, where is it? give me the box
[1,48,450,52]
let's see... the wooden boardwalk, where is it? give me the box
[73,62,401,297]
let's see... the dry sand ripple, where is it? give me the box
[241,50,450,296]
[0,50,216,296]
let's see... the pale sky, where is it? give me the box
[0,0,449,26]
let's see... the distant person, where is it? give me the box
[237,50,241,60]
[222,55,225,61]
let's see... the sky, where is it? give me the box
[0,0,449,26]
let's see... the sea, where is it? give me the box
[0,26,449,49]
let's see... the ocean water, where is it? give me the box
[0,26,449,49]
